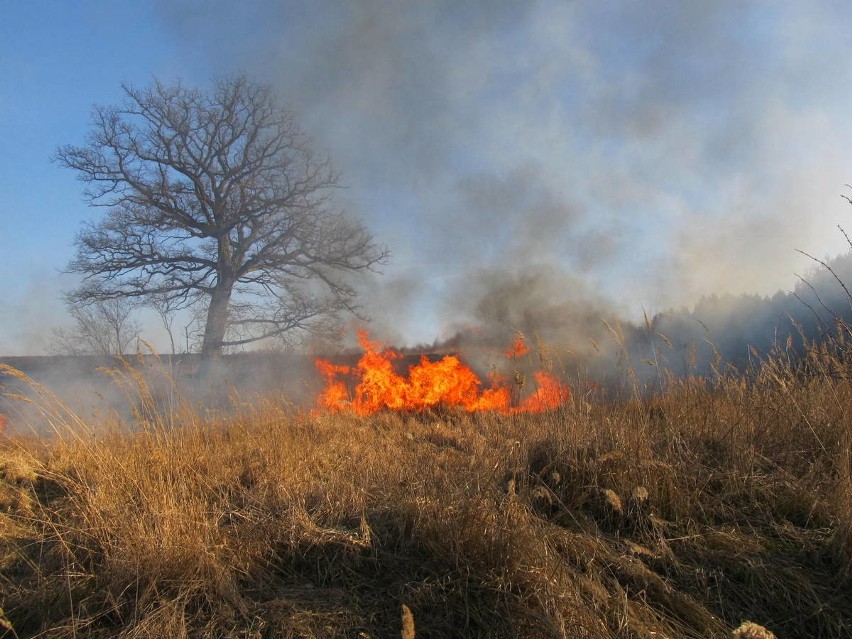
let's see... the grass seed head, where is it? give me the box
[732,621,777,638]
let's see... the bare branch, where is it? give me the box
[50,299,141,356]
[58,75,388,355]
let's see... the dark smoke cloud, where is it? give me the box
[444,264,612,348]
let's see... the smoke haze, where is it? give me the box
[3,1,852,362]
[142,1,852,349]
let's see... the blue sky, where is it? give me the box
[2,1,852,354]
[0,2,188,352]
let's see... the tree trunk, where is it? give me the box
[201,279,233,356]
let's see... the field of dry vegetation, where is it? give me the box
[0,332,851,638]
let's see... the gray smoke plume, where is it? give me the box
[144,1,852,352]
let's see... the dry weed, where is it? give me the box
[0,332,850,637]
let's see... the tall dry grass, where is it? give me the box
[0,332,850,638]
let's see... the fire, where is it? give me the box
[506,333,529,359]
[519,370,572,411]
[315,330,570,415]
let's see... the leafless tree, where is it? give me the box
[148,292,189,355]
[50,299,140,356]
[56,75,388,356]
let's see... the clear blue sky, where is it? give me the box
[0,1,197,353]
[2,1,852,354]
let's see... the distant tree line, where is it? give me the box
[623,251,852,383]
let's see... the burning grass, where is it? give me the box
[315,330,570,415]
[0,337,850,637]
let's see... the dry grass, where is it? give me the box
[0,335,850,638]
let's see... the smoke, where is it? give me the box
[1,271,75,355]
[142,2,852,351]
[443,264,610,350]
[13,3,852,424]
[0,351,322,436]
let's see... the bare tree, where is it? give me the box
[57,75,388,356]
[50,299,140,356]
[148,292,189,355]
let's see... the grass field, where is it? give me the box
[0,333,850,638]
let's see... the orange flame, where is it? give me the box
[506,333,529,359]
[315,330,569,415]
[519,370,572,411]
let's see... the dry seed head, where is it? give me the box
[624,540,655,558]
[732,621,776,639]
[359,515,372,546]
[631,486,649,503]
[531,485,555,507]
[401,604,415,639]
[601,488,623,516]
